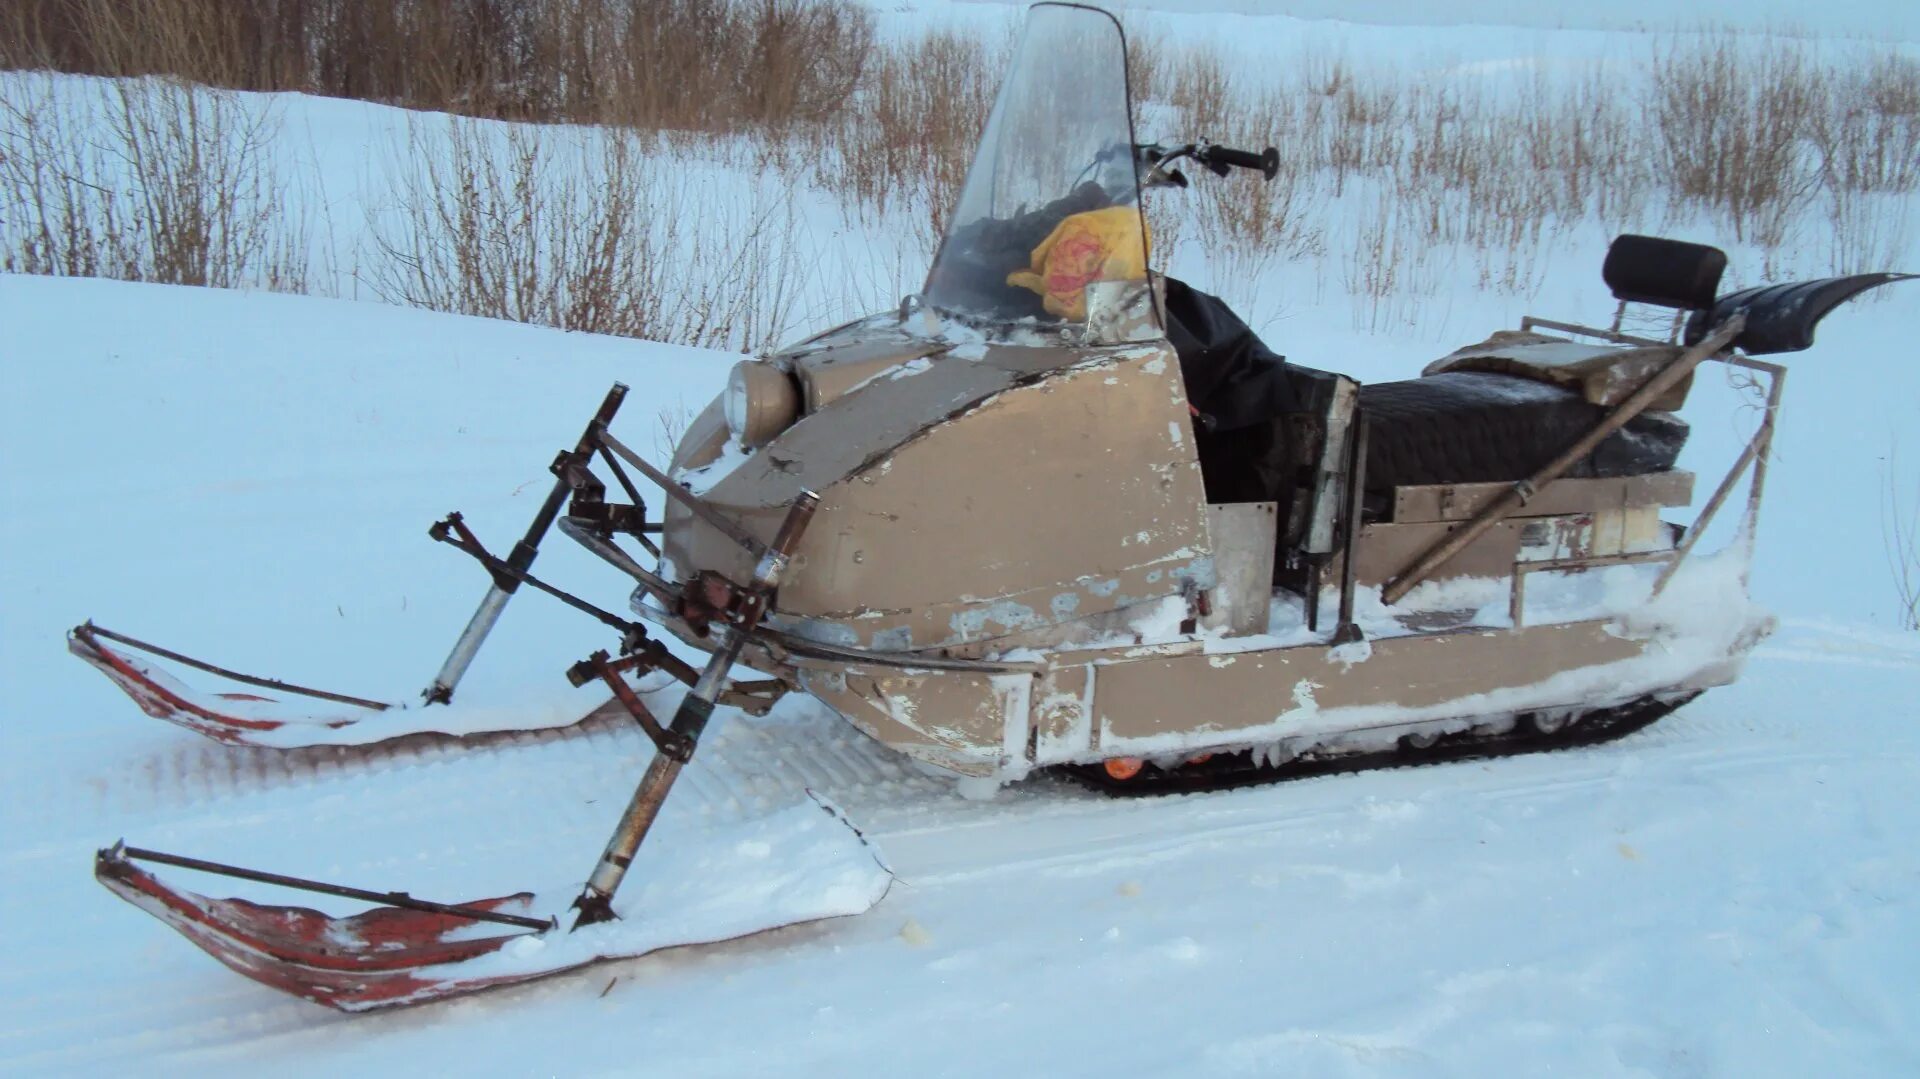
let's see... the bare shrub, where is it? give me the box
[1122,20,1166,107]
[1340,189,1441,332]
[363,116,806,352]
[0,74,306,288]
[1646,32,1825,247]
[820,27,1002,255]
[1168,46,1235,137]
[1811,54,1920,273]
[1884,441,1920,630]
[1814,55,1920,197]
[1,0,874,134]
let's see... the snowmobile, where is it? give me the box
[76,1,1911,1011]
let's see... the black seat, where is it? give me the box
[1357,372,1688,489]
[1164,280,1689,499]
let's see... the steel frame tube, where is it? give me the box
[424,383,629,704]
[1332,414,1370,642]
[570,492,820,929]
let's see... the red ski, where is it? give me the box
[92,492,876,1013]
[68,621,612,749]
[69,622,391,744]
[70,384,648,750]
[97,846,552,1011]
[98,788,888,1011]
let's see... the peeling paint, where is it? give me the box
[949,599,1043,641]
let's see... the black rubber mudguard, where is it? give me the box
[1687,272,1915,355]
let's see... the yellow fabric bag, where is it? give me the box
[1006,205,1150,320]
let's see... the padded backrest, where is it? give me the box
[1603,234,1728,310]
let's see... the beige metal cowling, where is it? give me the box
[654,317,1215,776]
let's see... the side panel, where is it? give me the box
[779,344,1213,650]
[1201,502,1275,637]
[1390,471,1695,524]
[1343,520,1527,590]
[1093,621,1648,747]
[1031,663,1094,763]
[799,667,1011,777]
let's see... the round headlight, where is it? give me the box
[724,361,800,448]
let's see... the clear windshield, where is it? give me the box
[920,3,1158,345]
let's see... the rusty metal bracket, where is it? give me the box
[570,649,693,762]
[570,491,821,928]
[597,430,767,558]
[718,679,789,717]
[430,513,645,638]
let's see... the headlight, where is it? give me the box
[724,361,801,448]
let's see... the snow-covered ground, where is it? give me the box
[4,0,1920,1071]
[3,253,1918,1073]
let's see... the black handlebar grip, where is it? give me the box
[1210,145,1280,180]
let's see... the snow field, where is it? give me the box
[8,5,1917,355]
[1,0,1918,1070]
[3,252,1918,1073]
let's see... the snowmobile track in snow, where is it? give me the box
[8,687,1871,1071]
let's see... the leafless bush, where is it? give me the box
[0,75,306,288]
[820,28,1002,255]
[1,0,874,134]
[363,116,806,351]
[1169,46,1235,137]
[1646,33,1825,248]
[12,7,1918,344]
[1340,189,1441,332]
[1884,441,1920,631]
[1814,55,1920,198]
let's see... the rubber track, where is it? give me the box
[1064,692,1700,796]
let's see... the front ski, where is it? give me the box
[98,792,889,1011]
[67,622,608,748]
[97,846,549,1010]
[94,492,857,1013]
[70,383,661,749]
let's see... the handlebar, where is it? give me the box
[1137,141,1280,188]
[1201,144,1280,181]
